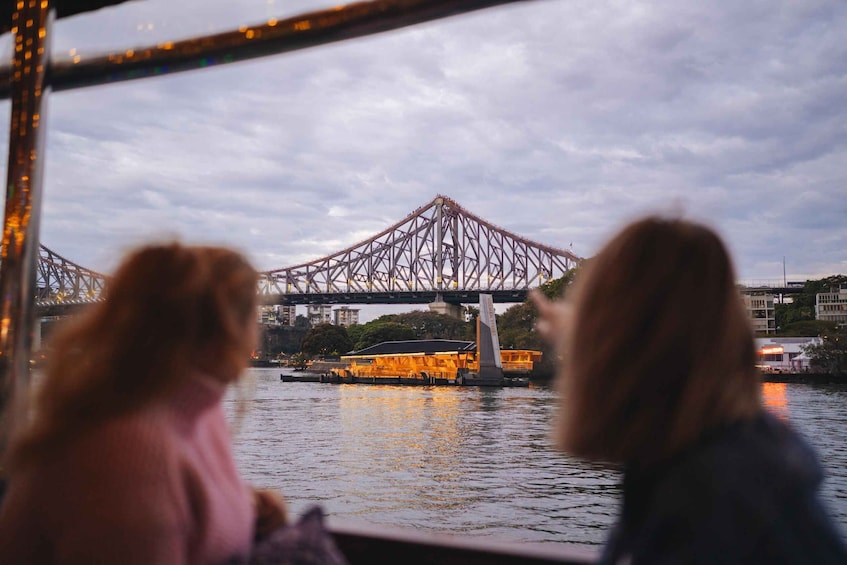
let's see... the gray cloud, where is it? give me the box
[3,0,841,319]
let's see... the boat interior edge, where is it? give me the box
[327,521,596,564]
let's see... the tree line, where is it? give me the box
[258,270,847,375]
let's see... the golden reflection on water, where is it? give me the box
[338,384,462,460]
[761,382,788,420]
[337,385,467,501]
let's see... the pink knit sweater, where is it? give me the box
[0,373,254,564]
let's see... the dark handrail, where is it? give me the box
[0,0,533,99]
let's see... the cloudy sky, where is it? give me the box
[2,0,845,320]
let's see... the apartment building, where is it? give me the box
[307,304,333,326]
[333,306,360,327]
[740,289,776,334]
[816,284,847,326]
[257,305,297,326]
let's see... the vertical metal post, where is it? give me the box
[0,0,52,465]
[435,197,443,292]
[451,213,458,289]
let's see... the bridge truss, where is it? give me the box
[34,246,108,315]
[31,195,580,313]
[259,195,580,305]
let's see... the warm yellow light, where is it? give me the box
[760,346,784,355]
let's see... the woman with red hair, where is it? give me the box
[0,243,287,564]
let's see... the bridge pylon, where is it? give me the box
[428,293,464,320]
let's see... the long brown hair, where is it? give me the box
[8,243,258,469]
[556,217,760,466]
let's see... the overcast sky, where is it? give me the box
[2,0,845,320]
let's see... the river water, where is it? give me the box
[227,369,847,548]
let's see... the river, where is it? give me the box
[227,369,847,548]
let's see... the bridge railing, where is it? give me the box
[737,280,806,290]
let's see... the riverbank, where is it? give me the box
[762,373,847,385]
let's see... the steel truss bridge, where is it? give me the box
[33,195,581,316]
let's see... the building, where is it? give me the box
[257,306,275,325]
[755,337,822,373]
[333,306,360,327]
[740,288,776,334]
[277,305,297,326]
[257,305,297,326]
[307,304,332,326]
[816,284,847,326]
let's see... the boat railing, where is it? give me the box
[327,519,597,564]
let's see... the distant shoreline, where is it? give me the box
[762,373,847,385]
[262,362,846,386]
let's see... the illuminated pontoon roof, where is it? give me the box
[349,340,476,356]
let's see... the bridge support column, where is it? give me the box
[429,296,463,320]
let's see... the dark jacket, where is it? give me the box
[601,412,847,564]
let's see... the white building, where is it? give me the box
[755,337,822,373]
[333,306,360,327]
[740,289,776,334]
[816,284,847,326]
[307,304,332,326]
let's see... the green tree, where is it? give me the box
[300,323,353,357]
[346,323,365,346]
[354,321,416,350]
[538,266,580,300]
[779,320,839,337]
[497,302,542,350]
[390,310,470,340]
[802,331,847,374]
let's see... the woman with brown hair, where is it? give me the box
[0,243,287,564]
[532,216,846,564]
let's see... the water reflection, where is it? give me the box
[228,370,847,546]
[762,382,788,419]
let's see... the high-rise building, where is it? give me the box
[307,304,332,326]
[333,306,360,327]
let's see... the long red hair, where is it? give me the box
[8,243,258,469]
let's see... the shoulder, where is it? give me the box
[0,411,194,564]
[619,413,846,563]
[652,414,824,524]
[44,411,187,512]
[64,409,180,479]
